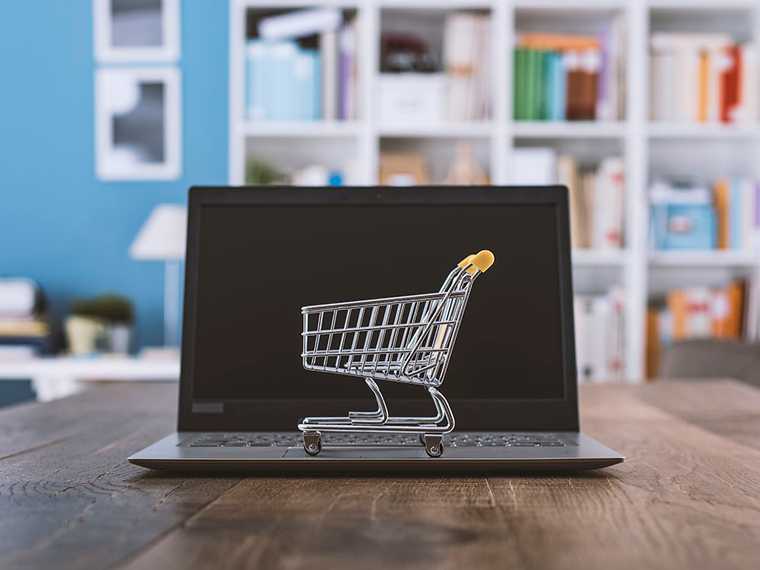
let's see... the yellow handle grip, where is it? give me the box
[457,254,476,269]
[457,250,495,275]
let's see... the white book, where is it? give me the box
[652,50,676,121]
[590,297,611,383]
[679,47,701,122]
[735,44,759,124]
[598,14,624,121]
[339,21,358,121]
[321,30,338,120]
[593,157,625,249]
[605,288,626,381]
[475,16,491,120]
[508,148,557,185]
[259,8,341,40]
[741,178,755,252]
[444,13,478,121]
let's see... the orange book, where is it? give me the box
[725,280,746,338]
[698,51,710,123]
[713,179,730,250]
[667,290,688,340]
[518,34,599,52]
[645,307,661,380]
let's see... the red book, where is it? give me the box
[721,45,741,123]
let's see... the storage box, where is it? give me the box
[377,73,446,124]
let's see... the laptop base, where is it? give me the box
[129,431,623,473]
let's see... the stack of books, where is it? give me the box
[510,149,625,250]
[650,34,758,124]
[513,18,625,122]
[574,288,625,383]
[245,10,358,122]
[444,12,491,121]
[646,279,754,377]
[0,279,51,360]
[650,179,760,251]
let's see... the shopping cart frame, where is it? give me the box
[298,250,494,457]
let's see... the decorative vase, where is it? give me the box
[65,316,105,355]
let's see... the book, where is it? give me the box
[574,288,625,383]
[338,20,358,120]
[321,30,337,120]
[650,33,755,124]
[650,182,716,250]
[514,31,617,122]
[592,157,625,249]
[444,13,491,121]
[245,39,322,121]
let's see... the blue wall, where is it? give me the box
[0,1,228,349]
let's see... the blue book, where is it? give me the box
[552,53,566,121]
[650,202,669,250]
[293,48,319,121]
[311,53,322,120]
[247,41,267,120]
[269,41,299,121]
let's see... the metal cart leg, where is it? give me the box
[348,378,389,425]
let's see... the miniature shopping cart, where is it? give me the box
[298,250,495,458]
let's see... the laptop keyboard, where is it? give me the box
[183,432,569,448]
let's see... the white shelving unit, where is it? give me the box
[229,0,760,382]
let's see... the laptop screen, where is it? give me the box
[182,189,577,431]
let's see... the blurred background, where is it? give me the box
[1,0,760,406]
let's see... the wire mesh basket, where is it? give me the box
[298,250,494,457]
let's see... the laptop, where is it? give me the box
[129,186,624,472]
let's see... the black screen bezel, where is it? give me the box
[178,186,579,432]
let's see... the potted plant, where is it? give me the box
[66,294,134,355]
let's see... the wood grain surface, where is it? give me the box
[1,380,759,570]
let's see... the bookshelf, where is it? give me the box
[229,0,760,382]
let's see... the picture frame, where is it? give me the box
[94,0,180,62]
[95,67,182,180]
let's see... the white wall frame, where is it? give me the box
[95,67,182,180]
[229,0,760,381]
[94,0,181,63]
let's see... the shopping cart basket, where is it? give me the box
[298,250,495,457]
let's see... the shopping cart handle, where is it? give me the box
[457,250,495,274]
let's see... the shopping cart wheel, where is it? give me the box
[422,434,443,458]
[303,430,322,456]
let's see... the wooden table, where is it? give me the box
[1,380,759,570]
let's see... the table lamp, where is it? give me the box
[129,204,187,357]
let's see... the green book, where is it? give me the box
[514,48,526,120]
[526,49,540,121]
[540,50,553,120]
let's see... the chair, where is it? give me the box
[659,339,760,389]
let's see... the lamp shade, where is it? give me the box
[129,204,187,261]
